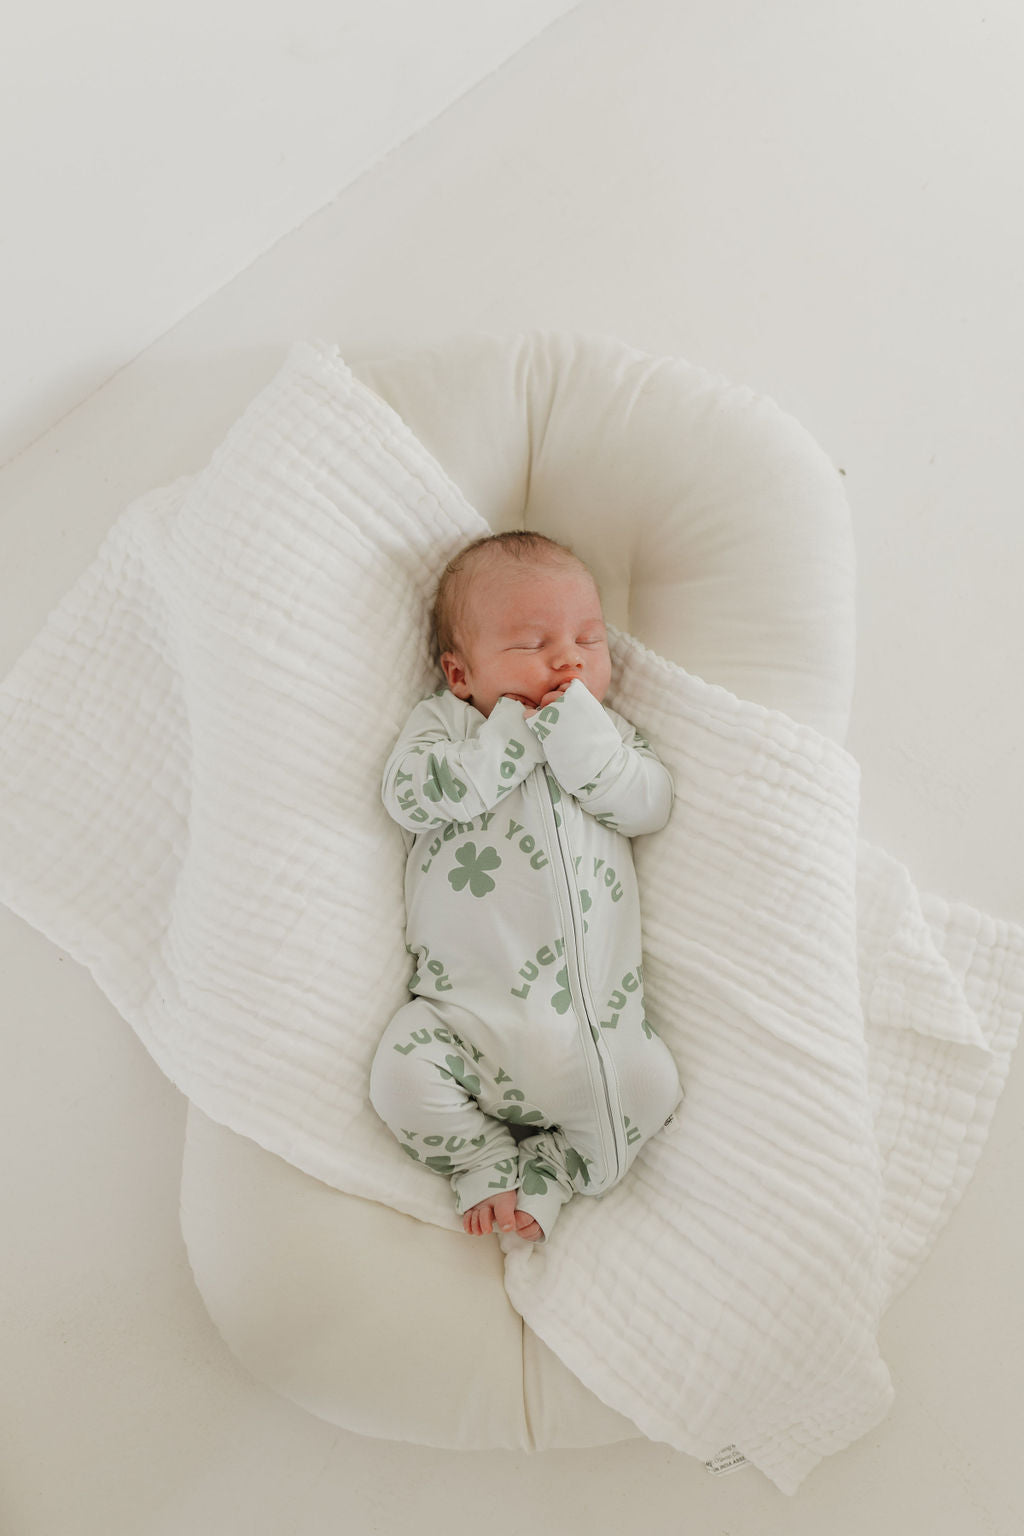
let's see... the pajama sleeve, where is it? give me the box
[526,680,673,837]
[382,693,545,831]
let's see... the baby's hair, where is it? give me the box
[432,530,584,659]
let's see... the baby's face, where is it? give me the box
[442,557,611,718]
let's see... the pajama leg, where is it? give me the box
[369,1000,520,1216]
[513,1126,603,1239]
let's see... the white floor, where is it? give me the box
[2,3,1023,1533]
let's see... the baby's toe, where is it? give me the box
[492,1190,518,1232]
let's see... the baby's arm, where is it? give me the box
[527,680,673,837]
[382,693,545,831]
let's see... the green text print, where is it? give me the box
[448,842,502,897]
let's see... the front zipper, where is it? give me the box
[530,769,625,1186]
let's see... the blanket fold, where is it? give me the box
[1,340,1020,1494]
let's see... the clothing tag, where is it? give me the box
[704,1445,749,1477]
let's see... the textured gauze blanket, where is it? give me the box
[1,341,1021,1494]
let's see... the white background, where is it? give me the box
[1,2,1022,1532]
[0,0,579,465]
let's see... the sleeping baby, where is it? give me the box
[370,531,682,1241]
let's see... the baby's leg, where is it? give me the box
[511,1127,603,1240]
[369,1000,522,1224]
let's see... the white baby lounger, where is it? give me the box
[178,331,857,1452]
[5,331,1018,1488]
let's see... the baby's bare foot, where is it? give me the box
[463,1190,543,1240]
[514,1208,543,1242]
[463,1188,518,1236]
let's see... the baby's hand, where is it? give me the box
[531,681,580,713]
[514,682,578,718]
[504,680,580,717]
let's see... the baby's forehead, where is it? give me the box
[463,548,593,597]
[461,552,603,630]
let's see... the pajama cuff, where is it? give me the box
[513,1179,571,1242]
[450,1160,520,1217]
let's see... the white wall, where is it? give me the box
[0,0,579,467]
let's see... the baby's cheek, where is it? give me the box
[514,662,544,692]
[589,655,612,701]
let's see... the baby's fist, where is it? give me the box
[538,681,576,709]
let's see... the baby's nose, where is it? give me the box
[554,644,583,671]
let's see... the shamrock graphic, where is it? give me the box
[544,769,563,826]
[565,1147,592,1186]
[437,1054,481,1097]
[448,842,502,897]
[422,754,467,803]
[520,1157,557,1195]
[495,1102,544,1126]
[550,966,572,1014]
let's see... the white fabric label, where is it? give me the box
[704,1445,750,1476]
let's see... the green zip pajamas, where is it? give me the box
[370,680,682,1239]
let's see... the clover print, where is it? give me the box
[422,754,467,803]
[543,769,563,826]
[565,1147,592,1186]
[495,1102,544,1126]
[520,1156,557,1195]
[550,966,572,1014]
[448,842,502,897]
[438,1054,481,1097]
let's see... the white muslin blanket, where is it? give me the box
[2,341,1021,1493]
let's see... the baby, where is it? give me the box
[370,531,682,1241]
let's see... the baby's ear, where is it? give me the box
[441,651,471,700]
